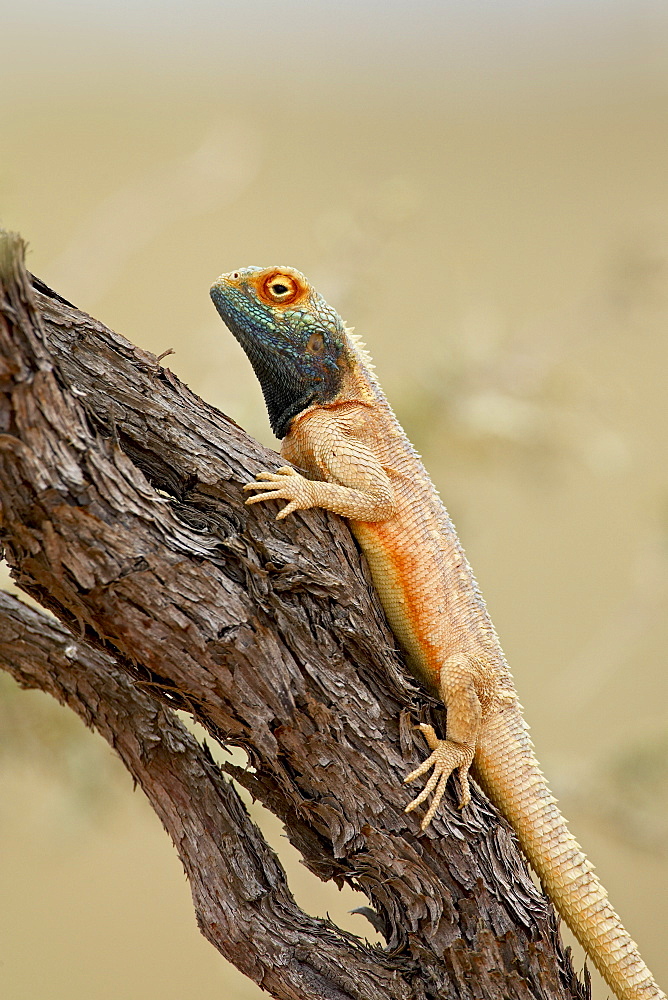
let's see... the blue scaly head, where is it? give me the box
[210,266,348,438]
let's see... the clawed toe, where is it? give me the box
[413,722,440,750]
[404,731,474,828]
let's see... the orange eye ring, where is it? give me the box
[257,270,307,307]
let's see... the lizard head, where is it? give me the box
[210,265,348,437]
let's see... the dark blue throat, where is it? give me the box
[210,287,343,438]
[249,347,322,438]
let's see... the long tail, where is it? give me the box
[474,707,665,1000]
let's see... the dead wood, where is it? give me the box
[0,229,588,1000]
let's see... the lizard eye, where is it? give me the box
[266,276,297,301]
[259,271,306,306]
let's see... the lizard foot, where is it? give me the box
[243,466,314,519]
[404,723,474,829]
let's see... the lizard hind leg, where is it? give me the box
[405,653,488,830]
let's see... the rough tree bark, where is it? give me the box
[0,230,588,1000]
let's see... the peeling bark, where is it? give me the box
[0,230,588,999]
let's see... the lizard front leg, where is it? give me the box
[243,465,395,521]
[243,422,397,522]
[405,653,493,829]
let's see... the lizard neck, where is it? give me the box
[333,339,380,407]
[332,330,403,415]
[287,340,383,430]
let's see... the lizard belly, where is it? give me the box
[351,518,450,694]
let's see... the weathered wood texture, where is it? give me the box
[0,590,395,999]
[0,230,588,1000]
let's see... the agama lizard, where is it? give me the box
[210,265,664,1000]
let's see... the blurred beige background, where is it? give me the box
[1,2,667,997]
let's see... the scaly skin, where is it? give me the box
[210,265,665,1000]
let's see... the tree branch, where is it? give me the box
[0,590,396,999]
[0,229,587,999]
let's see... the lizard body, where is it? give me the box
[210,265,664,1000]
